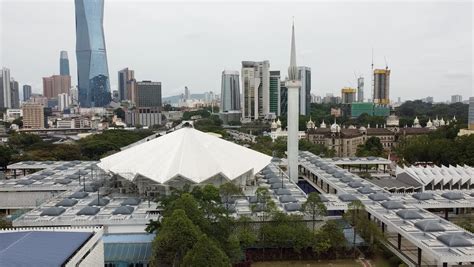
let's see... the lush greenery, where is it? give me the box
[396,125,474,165]
[356,137,384,157]
[249,136,334,158]
[397,100,468,127]
[0,130,154,167]
[149,185,351,266]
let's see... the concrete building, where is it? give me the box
[241,60,270,119]
[5,109,22,122]
[451,94,463,103]
[0,67,11,108]
[58,93,71,111]
[10,79,20,108]
[341,87,357,104]
[357,77,364,102]
[118,68,135,101]
[220,70,240,112]
[184,86,190,101]
[373,68,390,105]
[22,103,45,129]
[125,107,162,127]
[23,84,32,101]
[42,75,71,99]
[60,50,70,76]
[135,81,162,108]
[298,66,311,115]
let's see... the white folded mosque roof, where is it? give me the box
[97,127,272,184]
[398,164,474,186]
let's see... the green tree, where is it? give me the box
[114,108,125,120]
[0,145,13,170]
[356,136,384,157]
[182,234,230,267]
[150,209,201,266]
[313,220,346,258]
[302,192,327,231]
[219,182,242,211]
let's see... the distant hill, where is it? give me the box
[162,93,207,104]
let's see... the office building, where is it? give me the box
[341,87,357,104]
[220,70,240,112]
[451,95,463,103]
[135,81,162,108]
[59,51,70,76]
[279,81,288,116]
[125,108,162,127]
[269,71,280,115]
[373,68,390,105]
[241,60,270,119]
[58,93,71,111]
[118,68,135,101]
[22,103,44,129]
[23,84,32,101]
[42,75,71,99]
[75,0,111,107]
[10,80,20,108]
[469,97,474,130]
[0,67,11,108]
[184,86,190,101]
[357,77,364,102]
[298,66,311,115]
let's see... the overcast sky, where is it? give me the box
[1,0,473,101]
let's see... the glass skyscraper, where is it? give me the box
[75,0,111,107]
[60,51,70,76]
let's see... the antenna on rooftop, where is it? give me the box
[384,56,389,70]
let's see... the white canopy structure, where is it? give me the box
[98,127,272,188]
[396,165,474,190]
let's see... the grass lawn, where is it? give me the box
[252,259,363,267]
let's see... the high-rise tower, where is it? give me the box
[75,0,111,107]
[118,68,135,101]
[0,67,11,108]
[241,60,270,119]
[60,51,70,76]
[373,68,390,105]
[298,66,311,115]
[286,21,301,183]
[220,70,241,112]
[357,77,364,102]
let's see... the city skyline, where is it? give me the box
[1,1,472,100]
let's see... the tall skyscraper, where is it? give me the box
[357,77,364,102]
[23,85,32,101]
[451,95,463,103]
[22,103,44,129]
[220,70,240,112]
[241,60,270,119]
[60,51,70,76]
[75,0,111,107]
[469,97,474,130]
[373,68,390,105]
[286,21,301,183]
[0,67,11,108]
[42,75,71,99]
[118,68,135,101]
[184,86,190,101]
[58,93,71,111]
[341,87,357,104]
[10,80,20,108]
[298,66,311,115]
[269,71,280,115]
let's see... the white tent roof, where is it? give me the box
[97,127,272,184]
[397,164,474,187]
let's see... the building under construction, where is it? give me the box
[341,87,357,104]
[373,68,390,105]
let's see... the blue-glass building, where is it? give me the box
[59,51,70,76]
[75,0,111,107]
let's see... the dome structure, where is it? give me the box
[440,118,445,126]
[320,120,327,129]
[426,119,433,129]
[413,116,421,128]
[359,126,367,132]
[276,118,282,128]
[306,117,316,130]
[330,119,340,133]
[271,120,278,130]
